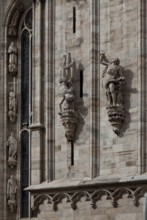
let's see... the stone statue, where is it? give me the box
[100,52,125,107]
[7,175,17,212]
[100,52,126,135]
[6,133,17,168]
[8,87,17,123]
[8,42,18,76]
[59,53,78,142]
[59,53,75,113]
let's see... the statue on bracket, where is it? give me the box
[8,42,18,76]
[100,52,125,135]
[6,133,17,168]
[7,175,17,212]
[8,87,17,123]
[59,53,78,142]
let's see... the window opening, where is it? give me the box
[80,70,83,97]
[73,7,76,33]
[20,8,32,218]
[21,130,29,218]
[71,142,74,166]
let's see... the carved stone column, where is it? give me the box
[30,0,44,185]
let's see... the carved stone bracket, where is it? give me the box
[100,52,126,135]
[59,53,78,142]
[107,106,125,135]
[59,111,78,142]
[8,4,24,37]
[30,181,147,215]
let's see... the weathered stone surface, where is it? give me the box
[0,0,147,219]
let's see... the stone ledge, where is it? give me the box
[29,123,45,130]
[27,175,147,216]
[26,174,147,193]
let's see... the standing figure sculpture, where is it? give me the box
[59,53,78,142]
[6,133,17,168]
[100,52,126,135]
[8,42,18,76]
[100,52,125,107]
[59,53,75,113]
[7,175,17,212]
[8,87,17,123]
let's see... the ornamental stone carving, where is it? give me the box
[32,184,147,214]
[8,88,17,123]
[8,4,24,37]
[8,42,18,76]
[100,52,125,135]
[7,175,17,212]
[59,53,78,142]
[6,133,17,168]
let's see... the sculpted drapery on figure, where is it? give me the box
[7,175,17,212]
[100,52,126,135]
[59,53,78,142]
[8,87,17,123]
[59,53,75,113]
[8,42,18,76]
[100,52,125,107]
[6,133,17,168]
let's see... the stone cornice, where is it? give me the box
[29,123,44,130]
[27,178,147,215]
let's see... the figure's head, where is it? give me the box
[10,175,14,179]
[10,132,14,136]
[59,76,69,85]
[111,57,120,65]
[10,42,14,47]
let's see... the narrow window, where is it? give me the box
[21,9,32,126]
[21,30,30,125]
[80,70,83,98]
[20,8,32,218]
[71,142,74,166]
[21,131,29,218]
[73,7,76,33]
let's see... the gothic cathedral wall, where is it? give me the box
[0,0,147,220]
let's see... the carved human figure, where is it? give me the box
[100,52,125,107]
[60,52,75,79]
[59,53,78,142]
[8,42,18,76]
[59,53,75,112]
[7,175,17,201]
[8,88,17,123]
[7,133,17,165]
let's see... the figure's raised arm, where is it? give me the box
[100,52,110,66]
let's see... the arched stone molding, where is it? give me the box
[30,181,147,217]
[4,0,32,35]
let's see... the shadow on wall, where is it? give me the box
[120,68,137,136]
[73,62,88,141]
